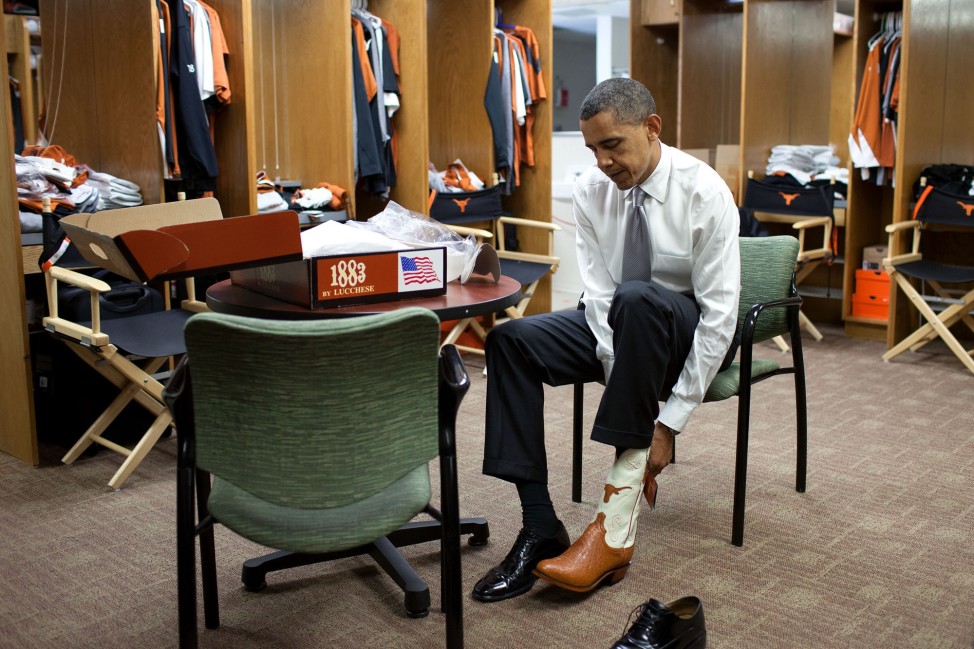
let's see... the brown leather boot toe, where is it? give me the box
[532,513,634,593]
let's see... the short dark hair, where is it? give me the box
[579,78,657,125]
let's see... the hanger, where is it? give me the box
[867,12,889,49]
[495,8,515,30]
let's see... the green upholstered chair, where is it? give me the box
[571,235,807,547]
[164,308,469,649]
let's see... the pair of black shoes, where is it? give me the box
[471,522,571,602]
[612,596,707,649]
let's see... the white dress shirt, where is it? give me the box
[573,141,741,433]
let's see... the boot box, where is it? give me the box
[230,247,448,309]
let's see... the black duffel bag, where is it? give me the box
[58,270,166,322]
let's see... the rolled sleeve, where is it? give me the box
[658,188,740,433]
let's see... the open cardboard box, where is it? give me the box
[58,198,303,283]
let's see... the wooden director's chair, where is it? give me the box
[42,268,206,489]
[441,216,560,355]
[882,178,974,375]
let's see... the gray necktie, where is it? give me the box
[621,186,652,283]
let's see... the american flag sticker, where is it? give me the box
[398,252,443,292]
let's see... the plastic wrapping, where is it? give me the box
[347,201,493,283]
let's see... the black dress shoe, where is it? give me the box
[471,523,570,602]
[611,596,707,649]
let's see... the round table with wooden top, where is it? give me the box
[204,274,521,322]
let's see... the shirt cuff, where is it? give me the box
[658,394,696,434]
[601,357,614,384]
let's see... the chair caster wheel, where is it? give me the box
[468,534,489,547]
[242,578,267,592]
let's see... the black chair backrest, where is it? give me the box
[742,177,835,218]
[913,184,974,228]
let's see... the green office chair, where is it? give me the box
[571,236,807,547]
[164,308,469,649]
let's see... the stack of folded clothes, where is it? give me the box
[15,145,144,236]
[84,168,143,210]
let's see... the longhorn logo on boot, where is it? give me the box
[604,483,632,503]
[452,198,471,213]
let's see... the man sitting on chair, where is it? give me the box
[473,78,741,601]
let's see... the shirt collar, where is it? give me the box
[638,141,671,204]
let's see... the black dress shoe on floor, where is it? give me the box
[472,523,571,602]
[611,596,707,649]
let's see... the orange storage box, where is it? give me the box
[855,268,890,296]
[852,269,890,319]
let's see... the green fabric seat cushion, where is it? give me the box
[704,359,781,402]
[207,464,432,554]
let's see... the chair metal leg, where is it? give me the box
[438,443,464,648]
[572,383,584,503]
[177,465,198,649]
[792,329,808,494]
[195,471,219,630]
[368,538,430,618]
[731,380,751,548]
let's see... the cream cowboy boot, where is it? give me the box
[533,447,650,592]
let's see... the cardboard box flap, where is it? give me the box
[60,218,191,282]
[58,198,303,283]
[62,196,224,237]
[154,211,303,278]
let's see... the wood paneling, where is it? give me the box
[741,0,832,183]
[372,0,430,215]
[0,16,37,465]
[209,0,256,217]
[252,0,354,215]
[497,0,554,313]
[629,10,678,141]
[680,0,742,150]
[427,2,494,177]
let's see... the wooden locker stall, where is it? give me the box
[739,0,833,184]
[37,0,255,216]
[0,11,38,466]
[427,0,554,314]
[884,0,974,347]
[631,0,742,185]
[741,0,839,325]
[630,0,678,143]
[369,0,430,215]
[495,0,554,315]
[841,0,900,340]
[680,0,742,156]
[251,0,354,216]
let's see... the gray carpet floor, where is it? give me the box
[1,325,973,648]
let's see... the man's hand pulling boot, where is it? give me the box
[648,422,673,477]
[644,422,674,508]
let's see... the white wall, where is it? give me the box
[551,29,596,132]
[550,132,593,310]
[596,15,630,81]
